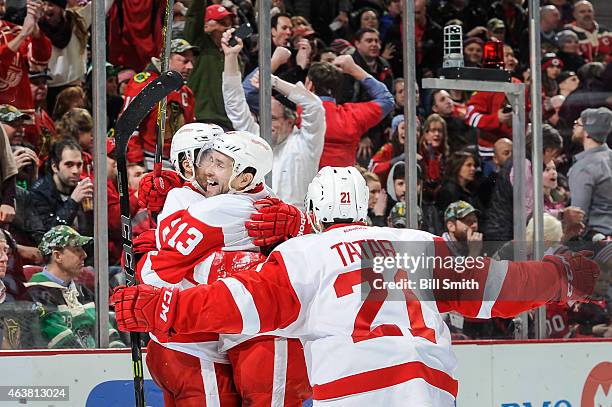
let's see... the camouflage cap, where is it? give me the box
[171,38,200,56]
[0,104,31,124]
[444,200,479,223]
[38,226,92,255]
[388,202,422,228]
[389,202,407,228]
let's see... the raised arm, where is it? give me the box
[221,28,260,134]
[272,75,326,146]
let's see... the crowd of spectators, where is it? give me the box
[0,0,611,348]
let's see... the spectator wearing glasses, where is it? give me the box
[568,107,612,238]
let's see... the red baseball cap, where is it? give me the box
[205,4,235,22]
[107,137,116,158]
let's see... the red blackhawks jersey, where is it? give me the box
[121,69,195,166]
[464,78,527,157]
[139,184,273,361]
[168,224,572,405]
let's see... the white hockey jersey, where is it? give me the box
[157,182,206,226]
[139,184,273,361]
[169,223,570,405]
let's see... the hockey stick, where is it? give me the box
[154,0,175,177]
[115,70,183,407]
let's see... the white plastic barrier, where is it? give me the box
[453,340,611,406]
[0,340,610,406]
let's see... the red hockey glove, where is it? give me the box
[132,229,157,255]
[137,170,182,213]
[543,250,600,302]
[246,198,312,246]
[111,285,178,335]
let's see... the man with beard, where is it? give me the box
[122,38,198,170]
[29,139,92,243]
[442,201,483,258]
[568,107,612,238]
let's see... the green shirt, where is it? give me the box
[184,0,232,128]
[26,272,125,349]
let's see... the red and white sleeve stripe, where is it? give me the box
[433,239,564,318]
[172,252,301,336]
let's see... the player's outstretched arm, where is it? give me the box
[112,252,301,336]
[435,247,600,319]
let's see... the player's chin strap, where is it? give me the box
[307,210,323,234]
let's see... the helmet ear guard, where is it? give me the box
[305,166,369,232]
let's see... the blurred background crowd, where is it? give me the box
[0,0,610,348]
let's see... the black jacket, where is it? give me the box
[435,179,483,218]
[28,175,93,244]
[483,160,514,242]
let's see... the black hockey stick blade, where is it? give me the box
[116,70,182,287]
[113,69,182,407]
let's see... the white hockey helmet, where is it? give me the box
[305,166,368,232]
[170,122,224,180]
[203,130,273,192]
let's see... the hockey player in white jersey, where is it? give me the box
[136,122,223,224]
[113,166,600,406]
[137,129,311,406]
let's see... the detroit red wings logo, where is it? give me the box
[0,59,23,92]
